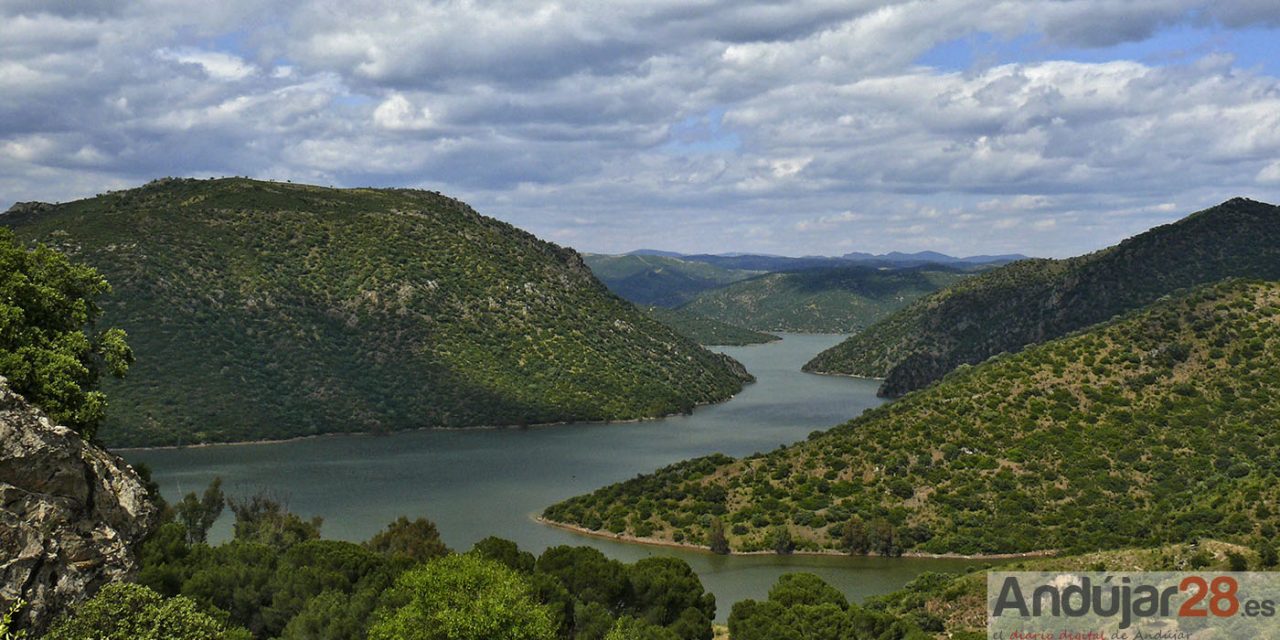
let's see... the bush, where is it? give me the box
[369,555,555,640]
[45,583,249,640]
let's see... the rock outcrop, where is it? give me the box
[0,377,158,632]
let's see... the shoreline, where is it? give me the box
[114,333,851,452]
[535,516,1056,561]
[802,369,885,382]
[112,393,741,452]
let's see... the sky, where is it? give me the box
[2,1,1279,258]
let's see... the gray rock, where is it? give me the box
[0,376,159,633]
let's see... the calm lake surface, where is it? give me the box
[126,334,989,619]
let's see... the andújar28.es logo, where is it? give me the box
[987,572,1280,639]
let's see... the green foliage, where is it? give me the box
[1258,541,1279,568]
[0,228,132,437]
[229,493,323,549]
[45,584,249,640]
[643,306,778,346]
[471,537,537,573]
[708,518,729,555]
[768,527,795,555]
[176,477,225,544]
[0,599,26,640]
[546,281,1280,555]
[583,255,759,308]
[868,541,1268,637]
[626,558,715,637]
[369,554,557,640]
[728,574,927,640]
[366,516,451,564]
[681,265,966,334]
[767,574,847,609]
[2,178,749,446]
[604,617,680,640]
[808,198,1280,395]
[137,516,713,640]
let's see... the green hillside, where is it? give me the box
[544,280,1280,556]
[679,266,966,333]
[642,306,779,346]
[0,178,752,447]
[582,254,760,307]
[805,198,1280,396]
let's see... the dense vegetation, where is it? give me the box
[726,540,1275,640]
[582,254,760,308]
[728,573,930,640]
[1,179,751,447]
[806,198,1280,396]
[676,266,966,335]
[0,228,132,438]
[861,540,1276,639]
[545,280,1280,555]
[642,307,778,346]
[71,479,719,640]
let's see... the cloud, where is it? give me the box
[1,0,1279,258]
[372,94,435,131]
[156,47,258,81]
[1259,161,1280,184]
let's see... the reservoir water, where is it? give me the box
[125,334,989,619]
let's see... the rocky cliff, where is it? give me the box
[0,377,158,632]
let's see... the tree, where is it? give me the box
[177,477,225,544]
[766,574,847,609]
[366,516,450,564]
[279,590,380,640]
[627,557,714,637]
[0,229,132,438]
[768,526,794,555]
[368,555,556,640]
[263,540,394,636]
[869,518,899,557]
[605,617,680,640]
[229,493,321,549]
[841,517,869,555]
[727,600,798,640]
[1258,541,1278,568]
[535,546,630,611]
[470,537,535,573]
[43,583,249,640]
[1227,552,1249,571]
[707,518,729,555]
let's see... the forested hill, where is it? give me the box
[0,178,752,447]
[583,253,759,307]
[805,198,1280,396]
[679,265,967,333]
[545,280,1280,556]
[642,306,780,346]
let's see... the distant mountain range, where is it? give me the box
[587,249,1010,334]
[1,178,753,447]
[805,197,1280,396]
[622,249,1029,271]
[842,250,1029,265]
[581,254,760,307]
[679,265,968,334]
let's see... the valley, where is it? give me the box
[123,335,988,621]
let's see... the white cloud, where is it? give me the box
[156,47,257,81]
[1259,161,1280,184]
[372,94,435,131]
